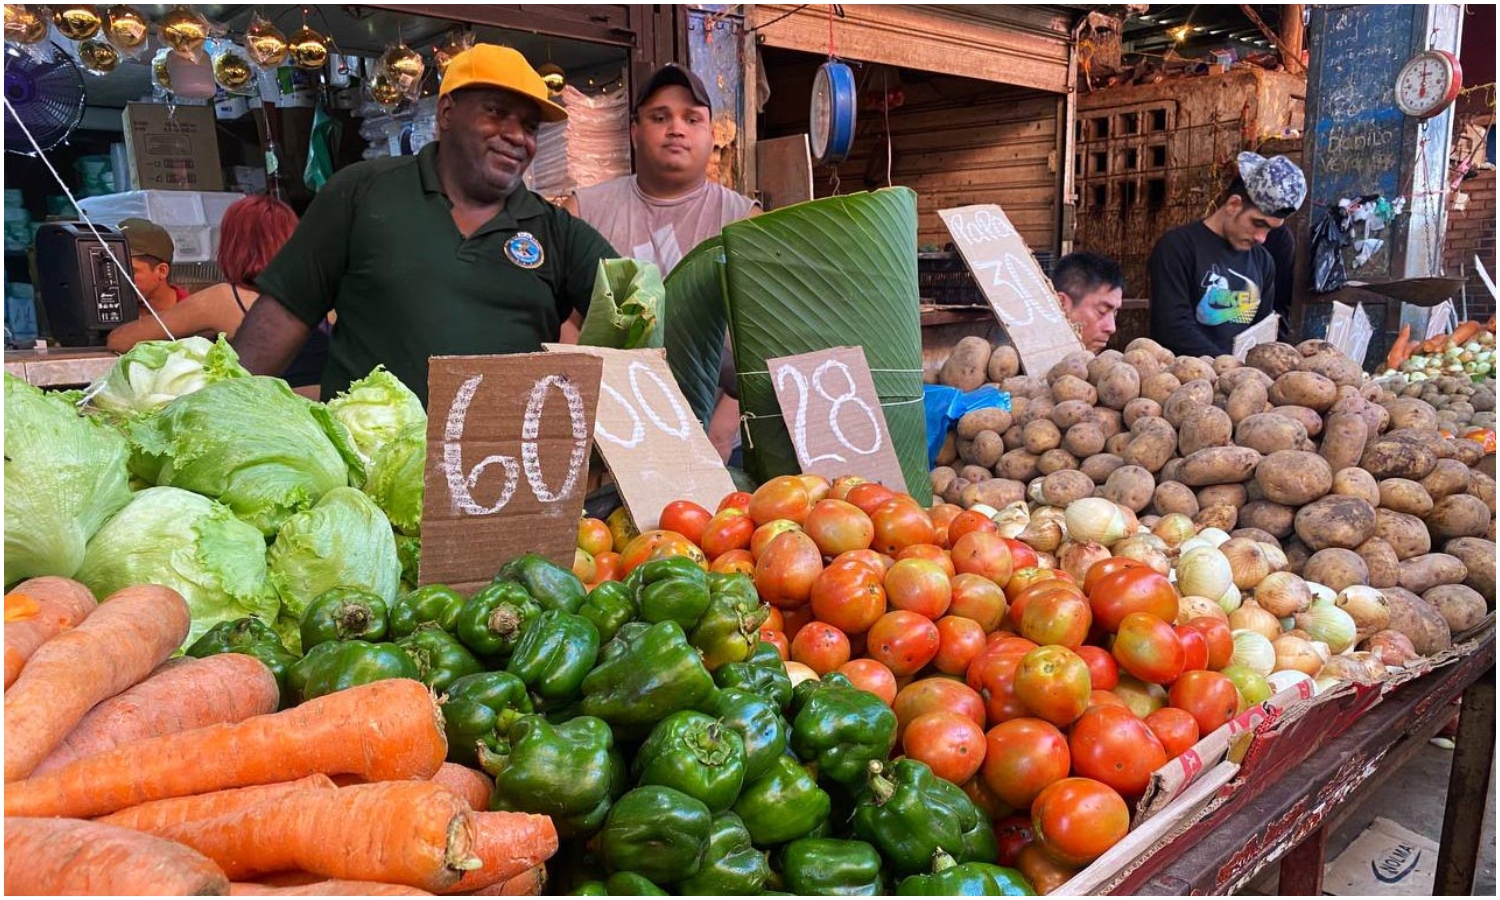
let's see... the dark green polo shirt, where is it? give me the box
[257,141,616,405]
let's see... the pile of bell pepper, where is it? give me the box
[189,550,1038,896]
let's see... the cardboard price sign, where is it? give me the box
[767,346,906,487]
[421,353,603,593]
[543,344,735,531]
[938,204,1084,376]
[1233,313,1280,362]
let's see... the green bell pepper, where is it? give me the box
[895,851,1036,896]
[441,671,535,767]
[778,837,886,896]
[481,714,625,839]
[390,584,468,637]
[286,639,420,704]
[630,557,712,631]
[396,622,486,694]
[599,785,712,884]
[707,688,787,783]
[579,621,716,739]
[184,617,299,708]
[495,553,587,613]
[505,610,599,706]
[633,710,747,813]
[714,652,793,713]
[298,587,390,651]
[675,811,771,895]
[578,580,638,644]
[570,872,668,895]
[851,758,1000,878]
[454,581,541,659]
[789,672,898,786]
[731,753,831,847]
[691,573,770,671]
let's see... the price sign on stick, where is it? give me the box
[543,344,735,531]
[1233,314,1280,362]
[938,204,1084,377]
[421,353,603,593]
[767,346,906,487]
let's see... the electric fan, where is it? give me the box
[4,44,86,154]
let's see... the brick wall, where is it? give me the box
[1444,168,1497,322]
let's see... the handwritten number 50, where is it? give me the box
[443,374,588,515]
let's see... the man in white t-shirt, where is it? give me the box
[563,63,759,464]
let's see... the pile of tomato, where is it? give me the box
[574,474,1252,889]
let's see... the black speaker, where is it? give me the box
[33,222,136,347]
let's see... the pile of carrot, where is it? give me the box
[1386,318,1496,369]
[2,578,559,896]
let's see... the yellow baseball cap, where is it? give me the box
[439,44,568,123]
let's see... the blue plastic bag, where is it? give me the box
[923,384,1011,467]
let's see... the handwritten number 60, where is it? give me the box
[442,373,588,515]
[775,360,883,466]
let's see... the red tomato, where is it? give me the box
[1019,590,1092,649]
[1067,706,1168,798]
[1031,777,1131,867]
[802,499,874,557]
[1167,670,1241,735]
[758,628,789,660]
[1143,707,1200,758]
[845,482,899,516]
[903,711,987,785]
[578,517,613,556]
[1089,566,1179,632]
[948,574,1008,633]
[709,549,755,576]
[1173,625,1210,672]
[1007,566,1063,595]
[658,500,712,547]
[754,531,824,609]
[1074,645,1119,691]
[1179,617,1234,670]
[790,621,851,675]
[828,475,868,502]
[951,531,1015,588]
[933,616,989,676]
[929,503,963,549]
[836,658,898,706]
[1087,689,1129,710]
[966,646,1030,726]
[884,558,953,619]
[964,775,1014,822]
[750,519,802,560]
[1008,580,1085,632]
[809,560,887,635]
[1111,612,1185,685]
[593,551,622,584]
[894,677,987,735]
[895,543,956,577]
[871,500,937,555]
[747,475,812,525]
[798,474,831,504]
[981,718,1072,809]
[1013,645,1092,726]
[995,814,1037,867]
[700,509,755,560]
[946,509,1000,546]
[1083,556,1146,595]
[865,610,940,677]
[1017,844,1079,895]
[1002,538,1039,572]
[717,491,752,514]
[835,548,889,576]
[762,606,785,633]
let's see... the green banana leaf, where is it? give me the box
[719,188,931,503]
[578,258,666,349]
[663,237,731,428]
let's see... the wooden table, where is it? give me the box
[1111,625,1496,895]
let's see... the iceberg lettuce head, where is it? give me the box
[267,486,401,622]
[326,366,426,469]
[86,336,249,417]
[364,422,425,536]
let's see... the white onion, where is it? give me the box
[1294,600,1357,655]
[1178,547,1234,601]
[1253,571,1312,618]
[1178,594,1228,624]
[1267,670,1317,697]
[1218,583,1243,615]
[1152,513,1197,548]
[1221,538,1273,589]
[1064,497,1131,545]
[1272,634,1325,676]
[1228,599,1281,641]
[1231,629,1276,676]
[1334,586,1391,641]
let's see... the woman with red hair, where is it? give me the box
[107,195,326,386]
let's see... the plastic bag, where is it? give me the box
[1311,203,1351,295]
[922,384,1011,467]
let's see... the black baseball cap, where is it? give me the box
[633,63,712,115]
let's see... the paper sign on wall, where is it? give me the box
[766,346,906,488]
[938,204,1084,377]
[1233,314,1280,362]
[421,353,602,594]
[543,344,735,531]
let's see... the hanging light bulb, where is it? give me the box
[368,70,403,110]
[160,5,209,58]
[538,62,565,94]
[378,42,425,97]
[244,13,287,68]
[4,4,50,45]
[213,43,255,93]
[53,4,102,41]
[78,37,120,74]
[288,24,328,70]
[103,5,147,51]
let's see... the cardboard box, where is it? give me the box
[122,103,223,192]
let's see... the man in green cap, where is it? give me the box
[232,44,617,404]
[119,217,187,313]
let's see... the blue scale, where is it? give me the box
[810,60,856,166]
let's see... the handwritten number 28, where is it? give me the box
[776,360,883,465]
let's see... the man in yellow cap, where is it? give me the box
[233,44,616,404]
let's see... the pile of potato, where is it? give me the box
[1378,372,1496,435]
[929,335,1496,659]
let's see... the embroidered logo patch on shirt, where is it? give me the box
[1196,265,1261,326]
[505,232,544,269]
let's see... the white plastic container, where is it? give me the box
[76,189,246,263]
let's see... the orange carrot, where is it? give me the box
[97,774,338,832]
[438,812,557,895]
[1386,323,1413,370]
[431,761,495,811]
[5,677,446,819]
[158,781,480,891]
[3,583,189,782]
[230,881,433,895]
[34,653,280,776]
[490,866,548,896]
[1451,321,1483,345]
[5,816,230,896]
[3,576,97,689]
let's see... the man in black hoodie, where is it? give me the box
[1148,153,1307,357]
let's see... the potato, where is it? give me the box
[1016,397,1056,428]
[1269,371,1338,412]
[1179,406,1234,456]
[1232,527,1278,545]
[1427,494,1491,540]
[1298,350,1364,388]
[1095,363,1141,410]
[1239,500,1295,538]
[1105,433,1134,456]
[1125,348,1167,380]
[940,336,992,391]
[968,431,1005,470]
[1226,379,1270,426]
[1470,471,1496,511]
[1159,458,1186,485]
[1059,423,1104,459]
[1087,350,1125,384]
[1037,448,1080,475]
[942,478,969,506]
[1085,407,1124,439]
[1169,356,1215,385]
[959,464,993,486]
[1420,458,1471,501]
[1003,425,1024,451]
[1214,355,1242,377]
[1234,413,1308,455]
[956,407,1013,441]
[1020,419,1062,456]
[1423,584,1488,634]
[931,467,958,499]
[996,449,1041,482]
[1194,505,1239,531]
[1081,453,1127,486]
[1163,380,1216,428]
[1122,418,1177,473]
[1383,397,1439,433]
[1140,371,1182,404]
[1255,450,1333,505]
[1398,553,1468,596]
[1332,467,1382,508]
[1284,538,1312,576]
[1219,366,1274,395]
[1448,438,1486,468]
[1376,478,1433,517]
[1319,412,1369,473]
[1002,377,1045,400]
[1295,339,1336,357]
[1443,537,1496,600]
[1361,436,1439,480]
[1048,351,1094,385]
[1153,481,1200,517]
[1179,446,1263,486]
[1039,470,1095,507]
[1271,406,1324,439]
[936,432,959,467]
[1197,484,1248,509]
[1050,399,1094,431]
[1245,342,1302,379]
[1101,465,1155,513]
[964,477,1026,510]
[1294,495,1377,551]
[1350,538,1400,589]
[1050,374,1097,407]
[1123,397,1162,427]
[1126,336,1172,363]
[1374,509,1432,560]
[1304,548,1369,592]
[987,344,1021,382]
[1380,587,1452,656]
